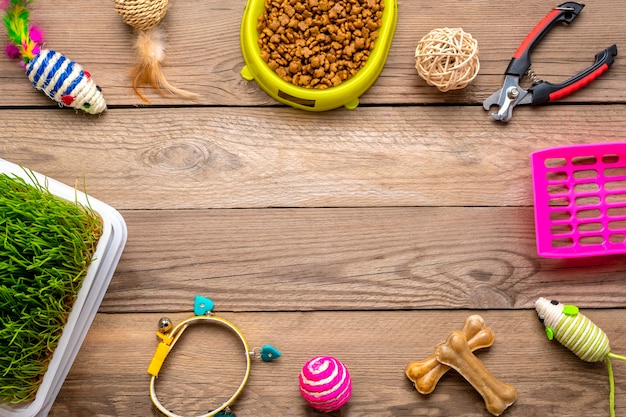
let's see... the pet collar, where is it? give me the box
[147,295,281,417]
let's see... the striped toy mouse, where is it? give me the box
[3,0,106,114]
[536,297,626,417]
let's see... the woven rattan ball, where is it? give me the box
[414,27,479,92]
[115,0,169,31]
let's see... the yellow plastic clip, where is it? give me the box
[147,332,175,377]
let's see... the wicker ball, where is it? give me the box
[414,27,479,92]
[114,0,169,31]
[299,356,352,412]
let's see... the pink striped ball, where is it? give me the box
[298,356,352,412]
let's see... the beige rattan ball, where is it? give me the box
[414,27,479,92]
[114,0,169,31]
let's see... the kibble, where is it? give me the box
[257,0,384,89]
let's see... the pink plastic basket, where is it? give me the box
[531,143,626,258]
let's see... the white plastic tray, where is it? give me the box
[0,158,127,417]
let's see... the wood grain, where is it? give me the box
[1,106,625,210]
[49,310,626,417]
[100,207,626,313]
[0,0,624,416]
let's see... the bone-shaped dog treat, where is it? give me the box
[436,331,517,416]
[405,315,495,394]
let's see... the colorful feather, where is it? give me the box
[114,0,197,103]
[131,27,197,103]
[2,0,106,114]
[2,0,40,64]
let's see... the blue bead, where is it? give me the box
[193,295,215,316]
[260,345,282,361]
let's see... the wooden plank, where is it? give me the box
[1,3,625,417]
[49,309,626,417]
[2,105,625,210]
[0,0,623,107]
[97,207,626,313]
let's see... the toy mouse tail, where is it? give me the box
[606,353,626,417]
[131,26,197,103]
[3,0,43,65]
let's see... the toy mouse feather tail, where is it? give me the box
[132,26,197,103]
[2,0,42,63]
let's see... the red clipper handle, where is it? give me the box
[505,2,585,77]
[528,45,618,104]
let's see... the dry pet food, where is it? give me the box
[257,0,384,89]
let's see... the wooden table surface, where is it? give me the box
[2,1,626,416]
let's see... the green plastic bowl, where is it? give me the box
[240,0,398,111]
